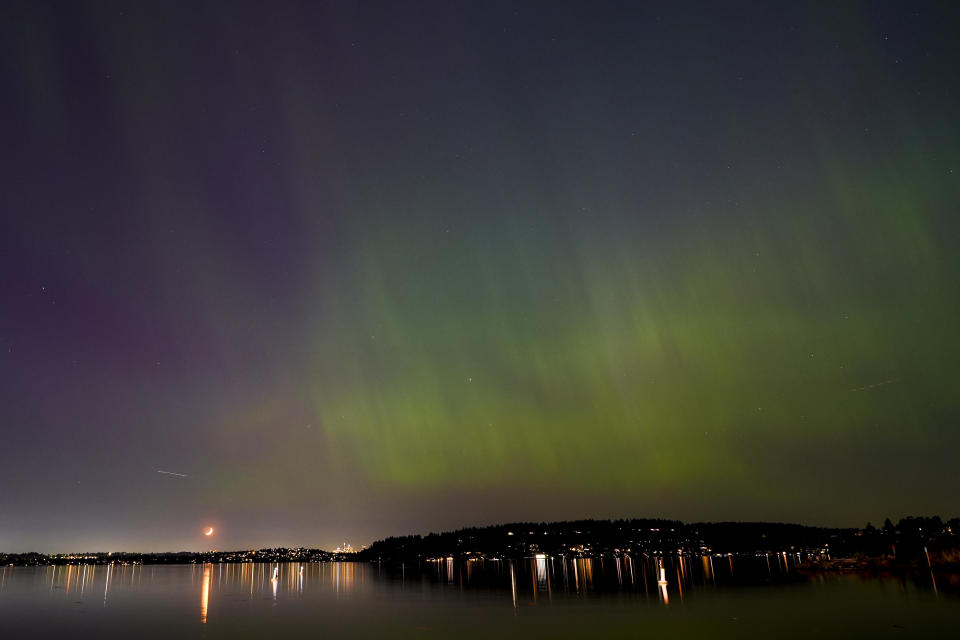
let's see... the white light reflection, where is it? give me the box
[103,564,112,607]
[657,559,669,606]
[534,554,548,592]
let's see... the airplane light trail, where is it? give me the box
[156,470,188,477]
[848,379,900,393]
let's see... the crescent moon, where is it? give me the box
[204,527,214,536]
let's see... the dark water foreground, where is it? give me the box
[1,556,957,638]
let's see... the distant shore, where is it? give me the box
[5,515,957,569]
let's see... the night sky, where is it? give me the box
[2,1,959,553]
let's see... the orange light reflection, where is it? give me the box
[200,564,211,624]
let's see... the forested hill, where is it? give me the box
[361,516,958,562]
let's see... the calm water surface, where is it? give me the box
[1,557,957,638]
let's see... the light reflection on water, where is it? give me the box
[7,554,955,602]
[1,557,958,638]
[200,564,210,623]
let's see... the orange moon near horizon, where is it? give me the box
[203,527,214,536]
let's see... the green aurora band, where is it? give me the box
[310,144,959,515]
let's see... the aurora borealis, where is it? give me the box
[2,1,959,552]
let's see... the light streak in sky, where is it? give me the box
[156,470,188,477]
[848,379,900,392]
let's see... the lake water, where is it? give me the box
[1,557,957,638]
